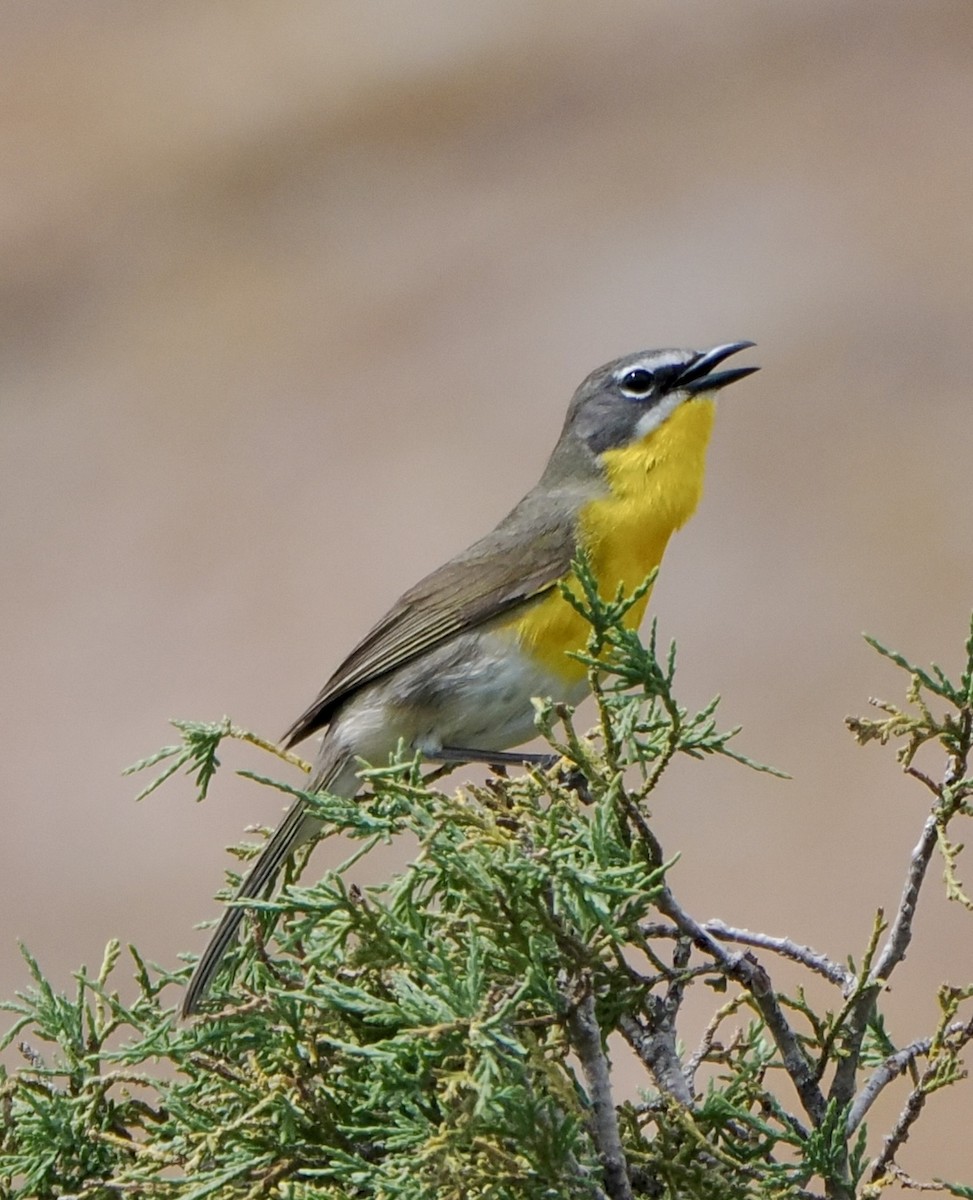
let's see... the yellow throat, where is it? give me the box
[509,396,716,680]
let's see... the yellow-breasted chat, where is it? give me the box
[182,340,758,1015]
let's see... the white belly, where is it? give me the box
[323,628,588,778]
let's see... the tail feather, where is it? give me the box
[181,799,323,1017]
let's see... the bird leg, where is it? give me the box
[430,746,560,771]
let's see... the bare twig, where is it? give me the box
[846,1036,934,1135]
[815,911,886,1086]
[684,993,746,1093]
[861,1012,973,1155]
[838,779,966,1113]
[233,726,311,774]
[700,921,852,991]
[621,936,696,1105]
[830,811,944,1113]
[653,887,828,1126]
[879,1163,951,1192]
[619,1010,693,1107]
[868,1070,930,1183]
[904,766,941,797]
[871,814,939,986]
[873,730,969,988]
[568,986,633,1200]
[641,919,850,989]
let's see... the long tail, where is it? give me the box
[182,748,352,1016]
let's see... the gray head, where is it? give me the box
[557,341,758,458]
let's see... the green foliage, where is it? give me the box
[2,567,973,1199]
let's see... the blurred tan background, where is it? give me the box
[2,0,972,1184]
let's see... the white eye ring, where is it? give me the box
[619,368,654,398]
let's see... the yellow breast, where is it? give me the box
[506,397,716,680]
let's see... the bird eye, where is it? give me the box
[619,368,654,398]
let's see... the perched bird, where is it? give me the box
[183,341,758,1015]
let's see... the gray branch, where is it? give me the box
[701,921,852,991]
[684,1001,737,1095]
[653,887,828,1126]
[846,1035,932,1136]
[640,919,850,989]
[829,813,941,1113]
[619,1010,694,1107]
[859,1014,973,1159]
[872,737,968,989]
[870,814,938,984]
[868,1073,929,1183]
[568,987,633,1200]
[830,731,969,1117]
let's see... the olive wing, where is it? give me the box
[281,507,576,748]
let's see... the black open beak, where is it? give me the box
[678,341,759,395]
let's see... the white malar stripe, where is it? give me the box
[633,389,687,440]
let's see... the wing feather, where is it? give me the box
[281,494,577,747]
